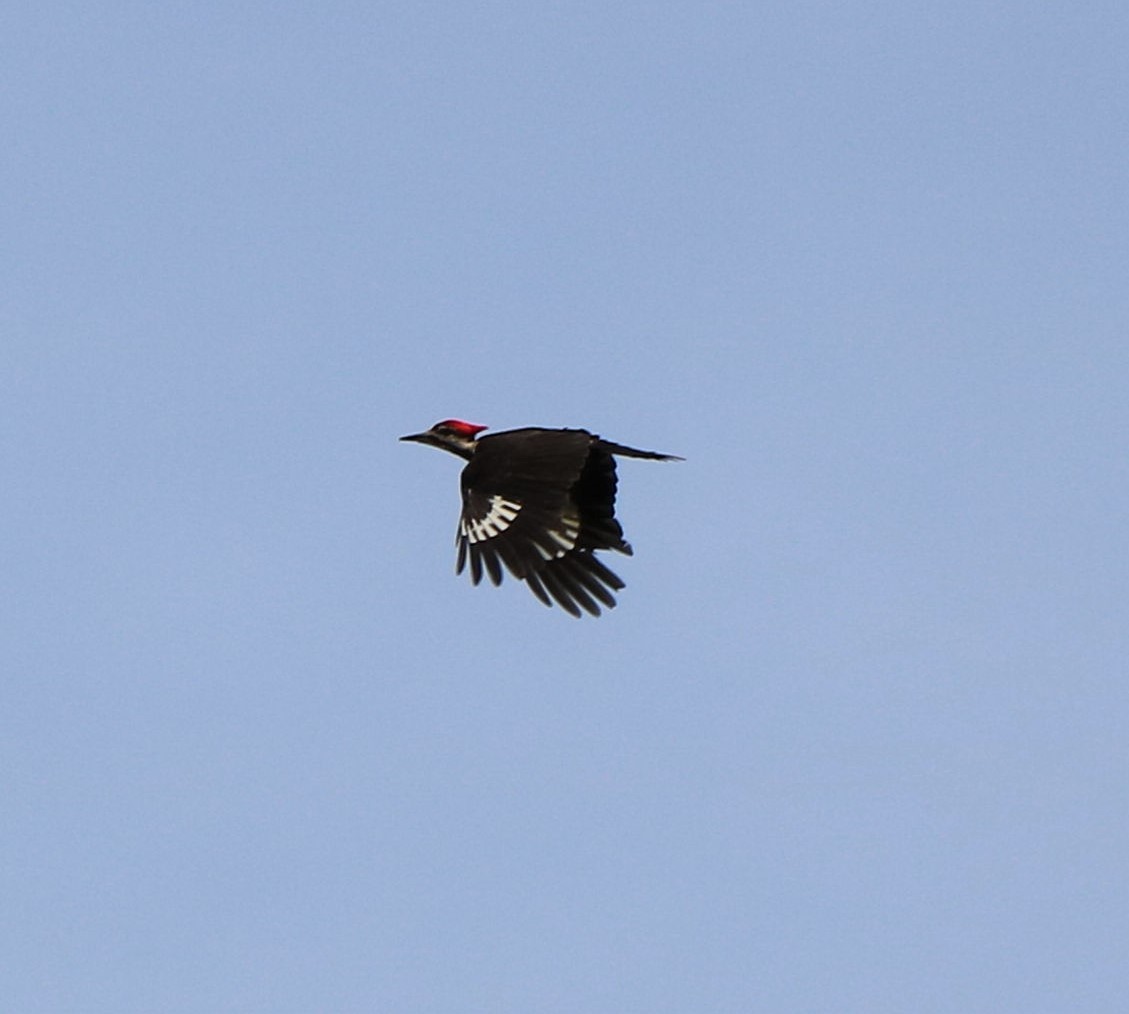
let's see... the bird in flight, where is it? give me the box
[400,419,681,617]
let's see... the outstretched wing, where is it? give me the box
[456,429,629,617]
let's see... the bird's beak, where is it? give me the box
[399,432,429,443]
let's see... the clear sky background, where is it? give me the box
[3,3,1127,1011]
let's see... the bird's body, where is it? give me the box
[400,420,680,617]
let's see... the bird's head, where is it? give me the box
[399,419,488,459]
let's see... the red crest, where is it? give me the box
[439,419,488,436]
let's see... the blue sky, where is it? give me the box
[3,2,1127,1011]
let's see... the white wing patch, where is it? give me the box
[461,495,522,544]
[534,515,581,559]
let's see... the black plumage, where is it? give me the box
[401,420,680,616]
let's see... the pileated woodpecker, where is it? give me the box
[400,420,681,617]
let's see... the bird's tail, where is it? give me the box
[595,439,684,461]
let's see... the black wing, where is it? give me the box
[456,430,631,617]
